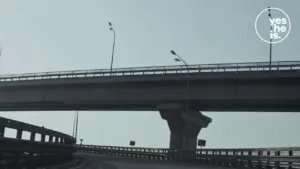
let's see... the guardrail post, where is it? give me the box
[275,151,281,169]
[248,151,252,168]
[225,151,229,167]
[16,129,22,139]
[205,150,208,164]
[266,151,270,168]
[211,150,215,165]
[232,151,237,168]
[198,150,203,164]
[288,150,293,169]
[30,132,35,141]
[258,151,262,169]
[0,126,4,137]
[218,150,222,165]
[240,151,244,168]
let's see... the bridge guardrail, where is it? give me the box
[0,61,300,82]
[0,116,76,168]
[77,144,300,169]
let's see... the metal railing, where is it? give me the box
[77,144,300,169]
[1,61,300,82]
[0,116,76,168]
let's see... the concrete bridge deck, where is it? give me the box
[1,61,300,112]
[1,69,300,112]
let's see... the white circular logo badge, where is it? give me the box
[255,7,291,44]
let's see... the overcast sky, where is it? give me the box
[0,0,299,148]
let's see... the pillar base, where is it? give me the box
[159,103,212,150]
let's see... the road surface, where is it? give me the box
[74,153,231,169]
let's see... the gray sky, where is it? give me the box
[0,0,299,148]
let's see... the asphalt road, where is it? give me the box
[74,153,231,169]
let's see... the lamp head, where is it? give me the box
[170,50,176,55]
[170,50,177,55]
[174,58,181,62]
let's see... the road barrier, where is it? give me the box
[77,144,300,169]
[1,115,299,169]
[1,61,300,82]
[0,116,76,168]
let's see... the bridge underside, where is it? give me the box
[0,99,300,112]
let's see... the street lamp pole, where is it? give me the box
[109,22,116,74]
[268,7,272,70]
[72,111,76,137]
[74,111,79,143]
[170,50,189,111]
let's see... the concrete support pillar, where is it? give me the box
[55,136,59,143]
[158,103,212,150]
[16,129,22,139]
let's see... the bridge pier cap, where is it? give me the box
[158,103,212,150]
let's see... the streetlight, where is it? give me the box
[171,50,188,66]
[75,111,79,141]
[72,112,75,137]
[109,22,116,74]
[170,50,189,111]
[72,111,79,143]
[268,7,272,70]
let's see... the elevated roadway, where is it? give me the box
[1,116,300,169]
[73,145,300,169]
[0,116,75,168]
[1,61,300,150]
[0,61,299,112]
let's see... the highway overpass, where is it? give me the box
[1,61,300,150]
[0,61,299,112]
